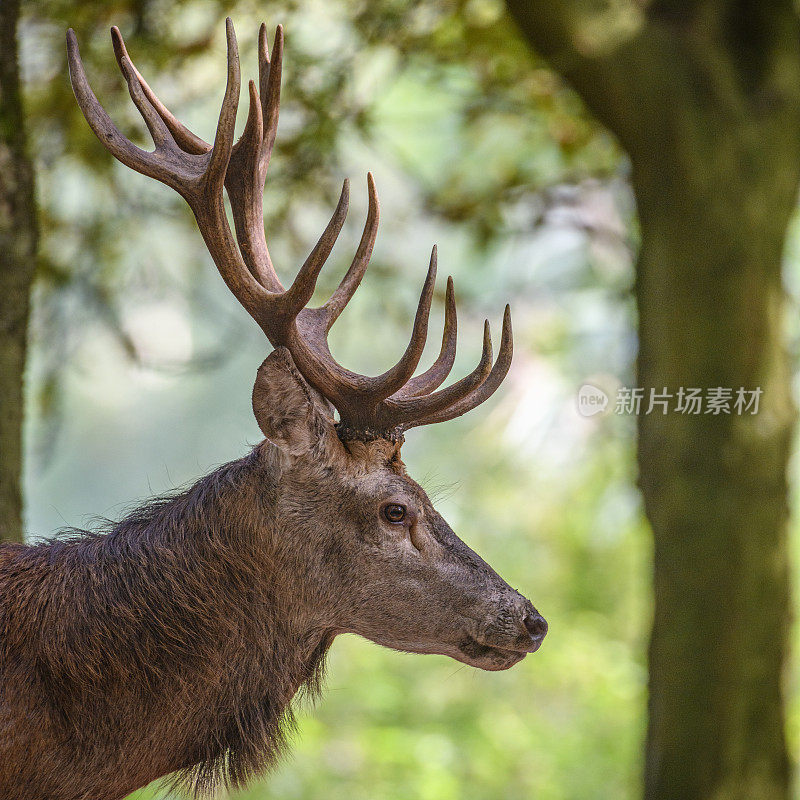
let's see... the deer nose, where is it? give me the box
[523,611,548,651]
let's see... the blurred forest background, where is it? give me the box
[3,0,800,798]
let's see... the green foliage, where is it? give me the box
[353,0,619,243]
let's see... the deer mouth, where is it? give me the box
[456,636,532,671]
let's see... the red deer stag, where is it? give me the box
[0,19,547,800]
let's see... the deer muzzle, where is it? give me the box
[456,597,548,671]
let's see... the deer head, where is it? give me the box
[66,19,547,671]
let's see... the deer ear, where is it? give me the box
[252,347,339,458]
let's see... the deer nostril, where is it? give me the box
[523,612,548,643]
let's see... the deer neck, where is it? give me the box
[8,442,332,792]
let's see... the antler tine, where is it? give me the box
[204,19,240,190]
[402,305,513,430]
[225,79,284,291]
[67,29,178,184]
[381,318,492,427]
[224,23,284,291]
[258,24,271,102]
[320,172,380,331]
[392,275,457,397]
[280,181,350,318]
[259,24,283,160]
[358,245,438,403]
[111,26,209,155]
[117,55,171,149]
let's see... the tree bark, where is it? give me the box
[634,141,797,800]
[505,1,800,798]
[0,0,37,543]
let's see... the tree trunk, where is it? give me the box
[634,145,797,800]
[0,0,37,543]
[504,2,800,798]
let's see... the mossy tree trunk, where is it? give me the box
[0,0,37,543]
[506,1,800,798]
[634,139,798,800]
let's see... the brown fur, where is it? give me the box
[0,349,546,799]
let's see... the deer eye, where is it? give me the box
[382,503,406,524]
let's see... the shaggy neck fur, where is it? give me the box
[0,442,331,799]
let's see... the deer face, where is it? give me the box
[254,349,547,671]
[331,454,547,670]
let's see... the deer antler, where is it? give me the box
[67,19,513,441]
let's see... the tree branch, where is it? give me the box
[504,0,661,150]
